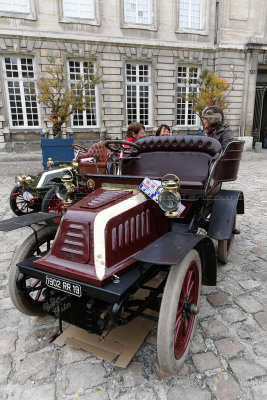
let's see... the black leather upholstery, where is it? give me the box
[135,136,222,157]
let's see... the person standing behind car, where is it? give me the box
[202,105,233,150]
[156,124,171,136]
[126,122,146,143]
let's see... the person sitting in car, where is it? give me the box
[126,122,146,143]
[202,105,233,150]
[155,124,171,136]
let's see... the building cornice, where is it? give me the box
[0,28,247,52]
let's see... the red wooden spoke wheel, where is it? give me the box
[10,185,41,216]
[157,249,201,374]
[41,187,64,225]
[218,215,236,264]
[174,260,200,359]
[9,225,58,316]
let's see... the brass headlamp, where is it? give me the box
[55,169,75,206]
[158,174,181,218]
[15,174,32,187]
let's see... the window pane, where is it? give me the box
[179,0,201,29]
[68,60,98,127]
[126,63,150,126]
[63,0,94,19]
[124,0,150,24]
[0,0,30,13]
[4,57,39,128]
[177,66,198,126]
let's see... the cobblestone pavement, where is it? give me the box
[0,151,266,400]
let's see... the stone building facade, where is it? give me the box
[0,0,267,148]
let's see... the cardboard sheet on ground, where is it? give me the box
[54,282,158,368]
[54,316,154,368]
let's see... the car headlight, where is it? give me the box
[61,169,73,182]
[15,175,25,186]
[55,183,68,200]
[15,174,32,186]
[24,176,32,185]
[158,190,181,212]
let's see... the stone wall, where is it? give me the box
[0,37,247,144]
[1,0,267,145]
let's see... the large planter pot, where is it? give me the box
[40,132,75,169]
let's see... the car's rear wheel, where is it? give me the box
[218,216,236,264]
[157,249,201,374]
[10,185,40,216]
[9,225,58,316]
[41,187,64,224]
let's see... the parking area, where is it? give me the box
[0,150,266,400]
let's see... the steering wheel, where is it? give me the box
[105,140,140,155]
[72,144,88,158]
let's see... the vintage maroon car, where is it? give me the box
[1,135,244,374]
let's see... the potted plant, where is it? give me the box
[36,56,101,168]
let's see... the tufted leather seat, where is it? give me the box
[78,141,111,175]
[135,135,221,156]
[119,136,222,192]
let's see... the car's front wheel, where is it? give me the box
[41,187,64,224]
[10,185,40,216]
[9,225,58,316]
[157,249,201,374]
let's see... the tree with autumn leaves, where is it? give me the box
[188,68,231,122]
[37,57,101,138]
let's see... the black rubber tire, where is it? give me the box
[157,249,201,374]
[41,187,63,225]
[9,185,35,216]
[218,216,236,264]
[8,225,58,316]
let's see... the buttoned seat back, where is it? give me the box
[120,136,222,192]
[78,141,111,175]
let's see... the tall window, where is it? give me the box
[126,63,151,126]
[62,0,94,19]
[124,0,151,24]
[3,57,39,128]
[0,0,30,13]
[179,0,202,29]
[68,60,98,127]
[177,66,199,126]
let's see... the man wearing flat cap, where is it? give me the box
[202,105,233,150]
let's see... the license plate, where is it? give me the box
[45,275,82,297]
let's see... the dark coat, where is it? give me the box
[204,124,234,150]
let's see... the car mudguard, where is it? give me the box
[208,189,244,241]
[0,212,58,232]
[134,231,217,286]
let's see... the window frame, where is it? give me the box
[2,56,41,130]
[58,0,100,25]
[125,62,152,127]
[0,0,36,20]
[176,0,209,35]
[121,0,157,31]
[67,59,100,129]
[176,64,200,128]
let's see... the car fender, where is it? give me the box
[208,189,244,240]
[134,231,217,286]
[35,166,73,188]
